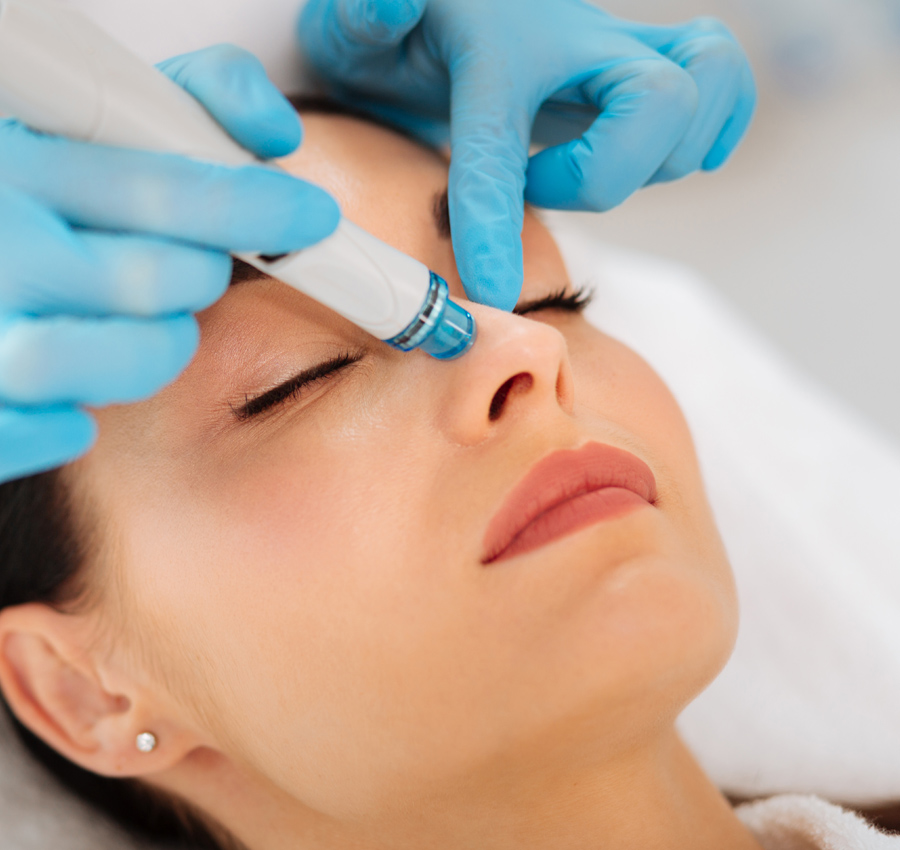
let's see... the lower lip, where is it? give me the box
[490,487,649,564]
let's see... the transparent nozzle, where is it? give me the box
[419,294,476,360]
[386,272,476,360]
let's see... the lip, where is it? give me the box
[481,442,658,565]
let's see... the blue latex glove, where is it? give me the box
[299,0,756,310]
[0,45,340,483]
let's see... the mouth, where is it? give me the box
[481,442,658,565]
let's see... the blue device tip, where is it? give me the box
[385,271,476,359]
[419,295,477,360]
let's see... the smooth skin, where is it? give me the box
[0,113,761,850]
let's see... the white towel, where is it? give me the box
[550,221,900,805]
[737,795,900,850]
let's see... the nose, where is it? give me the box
[437,303,575,445]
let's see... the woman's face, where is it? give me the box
[77,113,736,817]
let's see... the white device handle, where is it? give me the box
[0,0,438,340]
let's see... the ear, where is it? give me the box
[0,603,202,778]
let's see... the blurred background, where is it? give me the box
[570,0,900,442]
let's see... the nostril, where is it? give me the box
[489,372,533,422]
[489,378,515,422]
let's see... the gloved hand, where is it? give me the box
[299,0,756,310]
[0,45,340,483]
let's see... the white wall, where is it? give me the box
[567,0,900,442]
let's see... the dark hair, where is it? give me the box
[0,470,229,847]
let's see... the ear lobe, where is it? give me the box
[0,603,197,778]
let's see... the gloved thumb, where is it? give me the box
[157,45,302,160]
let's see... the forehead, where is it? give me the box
[280,114,450,243]
[276,112,463,306]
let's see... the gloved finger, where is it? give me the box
[300,0,427,85]
[524,55,698,211]
[0,406,96,481]
[702,63,756,171]
[0,119,340,255]
[0,314,199,407]
[157,44,302,160]
[623,16,756,175]
[645,20,751,183]
[0,185,231,317]
[446,57,535,311]
[70,232,232,316]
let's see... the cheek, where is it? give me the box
[568,326,704,512]
[109,384,481,800]
[570,329,677,430]
[565,324,739,676]
[125,403,428,655]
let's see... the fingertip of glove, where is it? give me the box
[701,143,731,172]
[227,76,303,159]
[123,314,201,403]
[227,168,340,252]
[242,61,303,157]
[461,268,521,313]
[169,313,202,357]
[61,407,99,457]
[160,44,302,160]
[454,226,523,312]
[44,406,98,460]
[290,182,342,248]
[247,105,303,160]
[0,406,98,479]
[147,314,201,387]
[524,146,585,211]
[189,250,234,310]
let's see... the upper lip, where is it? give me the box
[481,441,658,564]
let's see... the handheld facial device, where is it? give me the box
[0,0,476,360]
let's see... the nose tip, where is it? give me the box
[438,304,575,445]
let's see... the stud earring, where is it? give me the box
[135,732,157,753]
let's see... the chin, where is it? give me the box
[535,542,739,734]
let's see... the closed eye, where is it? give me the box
[231,287,591,421]
[232,350,363,421]
[513,286,594,316]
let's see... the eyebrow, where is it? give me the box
[229,257,268,287]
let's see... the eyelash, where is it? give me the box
[514,285,594,316]
[232,351,362,421]
[234,286,594,421]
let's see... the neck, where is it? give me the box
[160,730,762,850]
